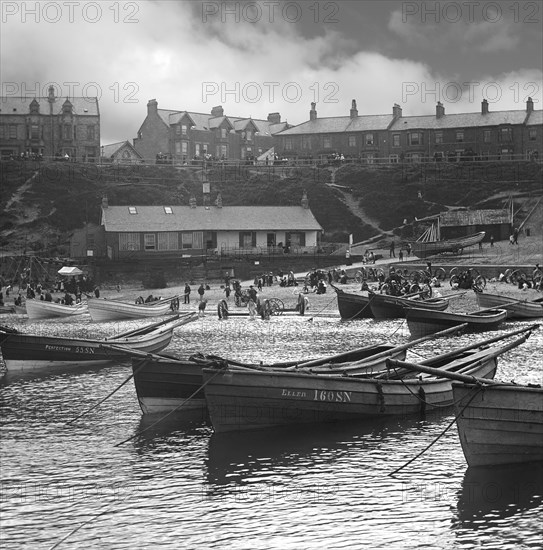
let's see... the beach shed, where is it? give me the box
[436,209,512,242]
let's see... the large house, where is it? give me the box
[99,194,322,260]
[100,140,143,164]
[275,98,542,163]
[133,100,290,163]
[0,86,100,161]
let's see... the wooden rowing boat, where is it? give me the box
[410,231,486,259]
[0,313,197,372]
[87,296,178,322]
[368,293,449,320]
[405,307,507,338]
[202,332,530,432]
[332,285,374,319]
[452,382,543,466]
[25,299,89,321]
[475,292,543,319]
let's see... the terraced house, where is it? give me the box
[275,98,542,163]
[133,99,290,163]
[0,86,100,161]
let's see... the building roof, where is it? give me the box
[101,205,323,232]
[526,110,543,126]
[389,110,530,131]
[277,114,396,136]
[101,141,142,159]
[0,96,99,116]
[439,209,511,226]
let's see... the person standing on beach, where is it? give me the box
[184,283,191,304]
[197,283,205,301]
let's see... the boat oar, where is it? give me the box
[107,314,181,340]
[66,355,152,424]
[294,323,469,370]
[386,332,532,384]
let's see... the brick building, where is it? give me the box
[133,100,290,163]
[0,86,100,161]
[275,98,542,163]
[100,140,143,164]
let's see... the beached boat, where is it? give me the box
[452,382,543,467]
[126,344,408,414]
[405,307,507,338]
[368,293,449,320]
[0,305,16,314]
[332,285,374,319]
[0,313,197,372]
[25,298,89,321]
[87,296,178,322]
[475,292,543,319]
[202,330,531,432]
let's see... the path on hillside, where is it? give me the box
[5,170,41,225]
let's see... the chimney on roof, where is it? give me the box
[392,103,402,119]
[189,195,197,208]
[350,99,358,118]
[436,101,445,119]
[309,102,317,121]
[48,85,55,103]
[267,112,281,124]
[526,97,534,113]
[101,196,108,209]
[211,105,224,117]
[147,99,158,115]
[301,190,309,209]
[215,192,223,208]
[481,99,489,115]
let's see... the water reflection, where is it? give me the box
[455,462,543,527]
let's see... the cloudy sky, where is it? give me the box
[2,0,542,144]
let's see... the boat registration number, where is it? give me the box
[313,390,352,402]
[75,346,96,354]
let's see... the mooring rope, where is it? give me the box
[388,383,484,476]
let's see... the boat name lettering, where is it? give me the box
[45,345,72,352]
[313,390,352,402]
[281,389,307,398]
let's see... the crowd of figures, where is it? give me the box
[0,270,101,308]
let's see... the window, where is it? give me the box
[87,126,95,141]
[483,130,491,143]
[499,128,512,142]
[246,130,252,141]
[285,232,305,247]
[392,134,400,147]
[30,124,39,139]
[221,128,227,139]
[181,142,188,154]
[175,142,181,154]
[128,206,137,214]
[434,132,443,144]
[195,143,200,156]
[529,129,537,141]
[302,136,311,149]
[158,232,179,250]
[239,231,256,248]
[119,233,140,251]
[408,132,422,146]
[389,154,399,163]
[9,125,17,139]
[181,124,187,135]
[63,124,72,140]
[285,138,293,150]
[164,206,173,214]
[181,233,193,249]
[323,136,331,148]
[366,153,375,164]
[456,131,464,142]
[365,133,374,146]
[348,135,356,147]
[144,234,156,251]
[175,125,181,135]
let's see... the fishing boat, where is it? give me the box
[475,292,543,319]
[332,285,374,319]
[25,299,89,321]
[368,293,449,320]
[202,328,532,432]
[117,325,469,414]
[409,218,485,259]
[405,307,507,339]
[452,382,543,467]
[87,296,178,322]
[0,305,16,314]
[0,313,197,372]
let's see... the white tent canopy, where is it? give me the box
[58,266,83,276]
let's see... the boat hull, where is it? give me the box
[87,298,174,322]
[411,231,486,259]
[369,294,449,320]
[475,292,543,319]
[25,299,88,320]
[131,345,407,414]
[405,307,507,338]
[453,383,543,466]
[334,289,374,319]
[204,355,498,432]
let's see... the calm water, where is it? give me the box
[1,314,542,549]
